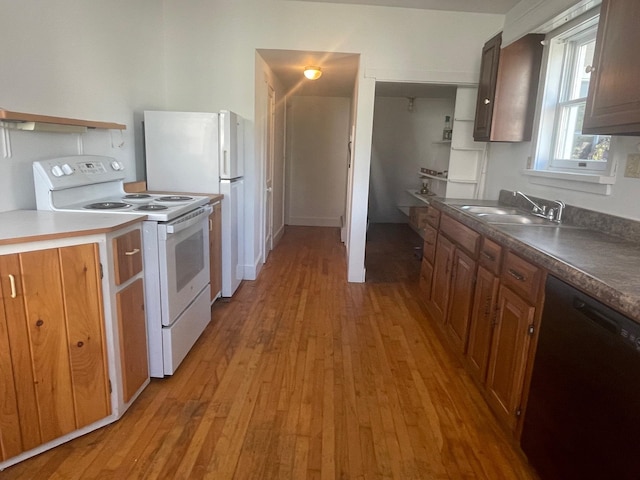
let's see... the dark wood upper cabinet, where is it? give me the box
[473,33,544,142]
[583,0,640,135]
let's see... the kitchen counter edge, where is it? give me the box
[0,210,147,246]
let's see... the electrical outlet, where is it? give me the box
[624,154,640,178]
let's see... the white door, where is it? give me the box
[264,85,275,260]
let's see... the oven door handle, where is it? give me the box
[165,205,212,234]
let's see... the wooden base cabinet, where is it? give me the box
[0,244,110,461]
[485,286,536,432]
[466,265,500,383]
[429,234,455,324]
[446,249,477,353]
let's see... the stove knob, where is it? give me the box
[110,160,124,171]
[61,164,74,175]
[51,165,64,177]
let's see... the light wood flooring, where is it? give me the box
[3,225,539,479]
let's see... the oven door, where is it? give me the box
[158,205,211,326]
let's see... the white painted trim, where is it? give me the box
[523,169,614,195]
[347,76,376,284]
[503,0,602,46]
[364,68,478,86]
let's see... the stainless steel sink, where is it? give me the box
[478,214,558,226]
[459,205,523,215]
[457,204,560,227]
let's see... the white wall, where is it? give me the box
[0,0,505,281]
[161,0,505,281]
[0,0,165,212]
[286,96,350,227]
[484,137,640,220]
[370,96,455,223]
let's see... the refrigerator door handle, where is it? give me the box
[222,150,229,177]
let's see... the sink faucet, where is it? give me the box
[514,191,546,215]
[547,199,566,223]
[513,191,565,223]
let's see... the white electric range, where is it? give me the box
[33,155,213,377]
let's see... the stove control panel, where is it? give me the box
[33,155,127,194]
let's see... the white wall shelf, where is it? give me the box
[0,109,126,131]
[418,172,448,182]
[417,86,487,200]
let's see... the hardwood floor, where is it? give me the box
[3,225,538,479]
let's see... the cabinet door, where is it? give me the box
[485,286,535,431]
[418,257,433,302]
[60,244,111,427]
[21,248,77,443]
[446,249,477,354]
[116,279,148,403]
[209,202,222,301]
[0,255,40,453]
[422,224,437,264]
[429,234,455,324]
[0,245,110,461]
[466,266,499,384]
[583,0,640,134]
[474,33,544,142]
[474,32,501,141]
[0,259,24,461]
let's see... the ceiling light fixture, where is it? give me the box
[303,66,322,80]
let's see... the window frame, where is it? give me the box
[528,6,617,191]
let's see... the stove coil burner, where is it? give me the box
[136,204,169,211]
[84,202,131,210]
[156,195,193,202]
[124,194,152,200]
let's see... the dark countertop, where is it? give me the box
[431,198,640,323]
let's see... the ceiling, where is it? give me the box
[260,1,519,98]
[289,0,520,14]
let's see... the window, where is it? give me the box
[532,9,614,179]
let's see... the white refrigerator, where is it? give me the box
[144,110,245,297]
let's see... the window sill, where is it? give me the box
[522,169,615,195]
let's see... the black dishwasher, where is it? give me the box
[521,275,640,480]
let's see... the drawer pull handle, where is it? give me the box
[209,219,213,231]
[481,251,495,261]
[8,274,16,298]
[125,248,140,256]
[508,269,526,282]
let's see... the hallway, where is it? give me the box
[4,226,538,479]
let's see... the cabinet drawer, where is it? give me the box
[501,251,543,303]
[113,229,143,285]
[426,206,441,228]
[440,214,480,259]
[422,225,438,263]
[479,237,502,275]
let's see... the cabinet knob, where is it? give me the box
[483,98,491,105]
[585,65,596,74]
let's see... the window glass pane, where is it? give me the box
[555,101,609,161]
[568,39,595,101]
